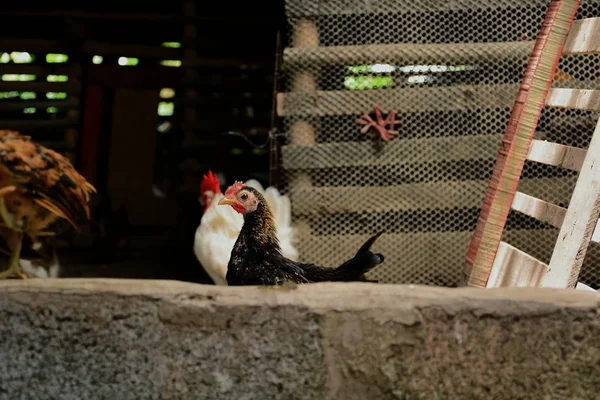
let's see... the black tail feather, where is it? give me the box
[336,231,385,281]
[354,230,384,256]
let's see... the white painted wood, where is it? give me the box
[545,88,600,111]
[526,139,586,172]
[575,282,597,291]
[511,191,567,229]
[563,17,600,55]
[542,119,600,288]
[592,218,600,243]
[486,242,548,288]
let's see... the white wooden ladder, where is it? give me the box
[482,17,600,290]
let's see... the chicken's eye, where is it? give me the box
[240,193,248,201]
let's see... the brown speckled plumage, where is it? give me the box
[0,130,95,233]
[0,130,95,278]
[225,186,385,286]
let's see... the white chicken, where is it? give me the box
[193,171,298,285]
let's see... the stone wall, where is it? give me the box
[0,279,598,399]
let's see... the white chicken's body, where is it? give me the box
[194,180,298,285]
[21,258,60,278]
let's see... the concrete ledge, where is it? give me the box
[0,279,598,400]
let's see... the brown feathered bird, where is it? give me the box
[0,130,95,279]
[218,181,384,286]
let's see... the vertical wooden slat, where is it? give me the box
[79,86,103,187]
[465,0,581,288]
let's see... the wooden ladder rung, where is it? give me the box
[511,191,566,229]
[487,241,548,288]
[545,88,600,111]
[592,218,600,244]
[526,139,586,172]
[563,17,600,55]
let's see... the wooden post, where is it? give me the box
[181,0,198,147]
[287,19,319,258]
[64,17,86,165]
[288,19,318,188]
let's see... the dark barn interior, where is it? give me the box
[0,1,286,283]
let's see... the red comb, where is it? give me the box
[200,170,221,195]
[225,180,245,197]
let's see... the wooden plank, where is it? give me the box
[0,38,66,52]
[575,282,597,291]
[297,228,558,285]
[511,191,567,229]
[0,64,74,75]
[82,42,180,59]
[563,17,600,54]
[0,99,79,110]
[282,134,503,170]
[0,11,180,21]
[284,40,532,66]
[486,241,548,288]
[0,38,180,59]
[0,81,80,93]
[285,0,540,17]
[185,57,269,68]
[88,65,178,89]
[107,88,176,226]
[290,177,574,215]
[543,119,600,288]
[282,17,598,65]
[277,84,518,116]
[593,219,600,243]
[526,139,586,172]
[0,119,76,128]
[545,88,600,111]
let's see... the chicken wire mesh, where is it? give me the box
[278,0,600,288]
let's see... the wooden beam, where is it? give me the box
[563,17,600,54]
[290,177,574,216]
[0,11,281,25]
[0,81,80,93]
[543,118,600,288]
[0,119,76,128]
[282,134,503,170]
[545,88,600,111]
[178,93,273,106]
[0,99,79,110]
[284,41,533,66]
[277,84,519,116]
[185,57,270,68]
[0,64,74,75]
[179,74,274,91]
[0,38,181,59]
[87,65,179,88]
[511,191,567,229]
[0,11,180,21]
[526,139,586,172]
[0,38,67,52]
[82,41,181,59]
[486,241,548,288]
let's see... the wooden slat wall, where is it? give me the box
[278,5,600,285]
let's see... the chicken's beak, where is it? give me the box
[218,197,237,206]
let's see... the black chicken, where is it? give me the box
[218,181,384,286]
